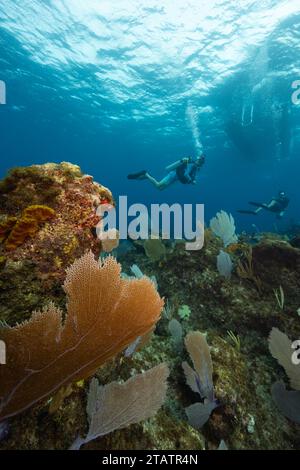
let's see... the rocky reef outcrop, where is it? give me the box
[0,162,113,326]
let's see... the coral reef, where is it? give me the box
[1,163,300,450]
[0,162,113,326]
[115,231,300,450]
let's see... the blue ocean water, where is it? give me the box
[0,0,299,234]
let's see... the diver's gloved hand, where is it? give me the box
[181,157,191,164]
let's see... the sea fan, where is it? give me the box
[70,363,169,449]
[268,327,300,390]
[217,250,233,279]
[182,331,217,429]
[269,328,300,424]
[0,251,164,421]
[271,381,300,424]
[168,319,183,351]
[183,331,214,401]
[210,210,238,247]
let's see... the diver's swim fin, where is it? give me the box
[248,201,268,209]
[127,170,147,180]
[237,210,258,215]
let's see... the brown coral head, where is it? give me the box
[0,251,164,421]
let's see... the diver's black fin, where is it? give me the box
[237,210,258,215]
[127,170,147,180]
[248,201,267,209]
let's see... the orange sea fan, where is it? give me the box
[0,252,164,421]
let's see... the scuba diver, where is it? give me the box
[238,191,289,219]
[127,155,205,191]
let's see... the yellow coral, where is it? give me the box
[0,217,17,243]
[22,205,55,223]
[63,235,79,256]
[1,205,56,251]
[54,256,63,268]
[5,217,39,251]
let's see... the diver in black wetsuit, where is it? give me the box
[238,191,290,219]
[127,155,205,191]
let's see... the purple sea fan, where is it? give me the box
[182,331,214,402]
[217,250,233,279]
[70,364,169,450]
[182,331,218,429]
